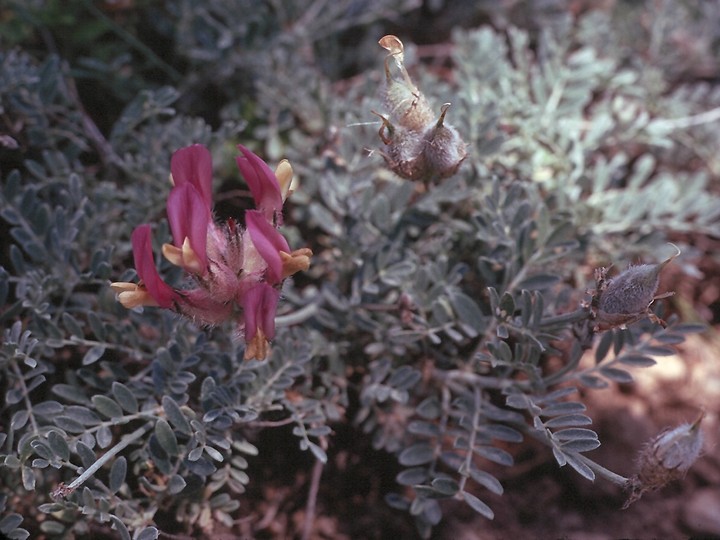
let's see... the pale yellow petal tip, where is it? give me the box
[244,331,270,361]
[280,248,312,279]
[275,159,295,201]
[162,238,205,275]
[162,243,184,267]
[110,282,157,309]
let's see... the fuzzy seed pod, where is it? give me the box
[421,103,467,179]
[374,112,427,180]
[624,413,704,508]
[595,246,679,330]
[378,35,434,132]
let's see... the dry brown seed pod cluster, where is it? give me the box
[374,35,467,183]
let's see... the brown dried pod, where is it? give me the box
[378,35,434,132]
[624,412,704,508]
[373,111,427,181]
[375,36,467,182]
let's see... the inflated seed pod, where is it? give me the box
[624,412,704,508]
[596,246,679,329]
[378,35,434,132]
[421,103,467,179]
[374,112,427,181]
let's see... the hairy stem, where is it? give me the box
[60,421,153,496]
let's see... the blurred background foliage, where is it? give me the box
[1,0,719,538]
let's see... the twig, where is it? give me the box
[301,456,324,540]
[61,70,124,168]
[247,417,296,428]
[650,106,720,131]
[574,452,630,486]
[53,421,153,498]
[276,302,320,327]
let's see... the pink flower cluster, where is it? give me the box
[111,144,312,360]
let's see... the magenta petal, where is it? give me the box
[236,144,283,221]
[170,144,213,210]
[166,183,210,271]
[131,225,177,308]
[246,210,289,284]
[242,283,280,341]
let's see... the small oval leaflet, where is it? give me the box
[396,467,429,486]
[579,374,609,389]
[554,428,599,441]
[75,442,96,468]
[52,384,90,405]
[617,354,657,367]
[474,445,514,467]
[154,419,179,456]
[136,526,160,540]
[408,420,441,438]
[399,443,434,467]
[561,438,601,452]
[32,400,64,416]
[91,395,124,420]
[462,491,494,520]
[187,447,203,462]
[416,396,441,420]
[53,416,85,434]
[544,414,593,428]
[483,424,523,443]
[0,513,23,534]
[541,401,587,417]
[640,345,676,357]
[109,515,131,540]
[168,474,187,495]
[47,430,70,461]
[431,476,460,496]
[97,425,113,448]
[112,382,139,414]
[31,440,52,460]
[204,445,224,462]
[40,521,65,534]
[22,465,35,490]
[11,410,29,431]
[599,366,634,383]
[82,345,106,366]
[562,451,596,481]
[109,456,127,493]
[467,465,503,495]
[64,405,101,426]
[307,441,328,464]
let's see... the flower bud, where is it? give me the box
[624,413,704,508]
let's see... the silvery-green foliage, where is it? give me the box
[452,10,720,243]
[0,1,717,538]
